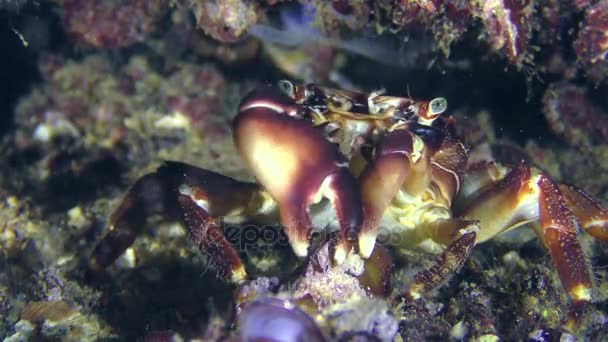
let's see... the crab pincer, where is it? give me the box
[234,86,364,263]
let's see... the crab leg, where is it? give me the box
[537,177,593,302]
[398,230,477,302]
[89,162,276,282]
[558,184,608,241]
[177,194,247,282]
[234,87,363,263]
[455,163,594,308]
[88,172,162,272]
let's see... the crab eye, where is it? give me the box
[429,97,447,116]
[278,80,295,97]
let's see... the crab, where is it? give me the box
[89,80,608,325]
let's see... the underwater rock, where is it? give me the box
[383,0,534,64]
[20,300,80,324]
[143,330,185,342]
[61,0,168,48]
[2,1,608,341]
[313,0,371,34]
[574,1,608,67]
[190,0,260,43]
[3,320,36,342]
[478,0,535,66]
[293,243,370,307]
[327,295,398,342]
[0,285,11,337]
[0,0,28,11]
[543,82,608,148]
[15,54,228,151]
[7,53,231,211]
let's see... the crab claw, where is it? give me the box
[234,86,363,263]
[358,128,413,258]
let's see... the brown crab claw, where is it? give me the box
[234,87,363,263]
[358,128,414,258]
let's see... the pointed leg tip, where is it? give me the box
[588,221,608,241]
[358,233,377,259]
[291,240,310,258]
[398,283,423,303]
[407,289,422,302]
[569,283,592,302]
[230,265,248,284]
[87,259,103,273]
[333,243,348,265]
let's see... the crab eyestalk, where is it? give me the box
[417,97,447,125]
[278,79,309,104]
[234,86,363,263]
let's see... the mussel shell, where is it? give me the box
[238,298,326,342]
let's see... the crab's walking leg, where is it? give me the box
[538,177,593,297]
[455,163,595,317]
[538,177,595,326]
[558,185,608,326]
[235,88,363,263]
[88,172,162,272]
[558,184,608,241]
[398,231,477,303]
[176,194,247,282]
[89,162,275,282]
